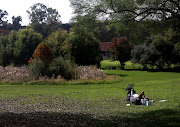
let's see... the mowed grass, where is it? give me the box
[0,60,179,126]
[101,59,143,69]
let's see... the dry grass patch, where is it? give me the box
[0,66,32,82]
[76,66,106,80]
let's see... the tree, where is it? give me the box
[0,34,8,66]
[173,42,180,66]
[71,0,180,21]
[152,28,180,68]
[27,3,61,37]
[67,29,102,67]
[70,0,180,33]
[27,3,60,25]
[0,9,9,33]
[12,16,22,30]
[131,42,157,69]
[109,37,133,69]
[4,29,43,66]
[72,15,117,42]
[46,29,69,57]
[131,28,180,70]
[0,9,8,25]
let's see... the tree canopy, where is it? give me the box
[27,3,61,37]
[70,0,180,32]
[27,3,60,25]
[0,9,8,25]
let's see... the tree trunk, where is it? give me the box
[120,61,125,70]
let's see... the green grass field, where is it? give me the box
[0,60,179,126]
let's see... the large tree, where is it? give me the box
[67,28,102,67]
[0,9,8,25]
[71,0,180,21]
[70,0,180,31]
[27,3,61,37]
[12,16,22,30]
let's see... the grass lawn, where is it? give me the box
[0,60,179,126]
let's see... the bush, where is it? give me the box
[29,42,54,64]
[49,56,77,80]
[29,59,50,79]
[29,56,77,80]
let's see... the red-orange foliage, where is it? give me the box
[29,43,54,64]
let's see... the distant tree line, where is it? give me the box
[0,3,102,75]
[0,0,180,74]
[131,28,180,70]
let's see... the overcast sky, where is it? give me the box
[0,0,73,26]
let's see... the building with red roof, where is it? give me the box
[100,42,112,57]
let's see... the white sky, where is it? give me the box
[0,0,73,26]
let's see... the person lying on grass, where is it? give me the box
[125,84,146,105]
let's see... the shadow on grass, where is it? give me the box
[0,109,179,127]
[123,68,180,73]
[0,112,113,127]
[113,108,180,127]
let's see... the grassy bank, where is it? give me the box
[0,60,179,126]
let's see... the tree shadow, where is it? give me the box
[111,108,180,127]
[123,68,180,73]
[0,108,179,127]
[0,112,113,127]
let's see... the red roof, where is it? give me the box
[100,42,112,51]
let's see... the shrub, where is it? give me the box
[49,56,77,80]
[29,42,54,64]
[29,59,50,79]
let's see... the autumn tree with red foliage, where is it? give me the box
[109,37,133,70]
[29,42,54,64]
